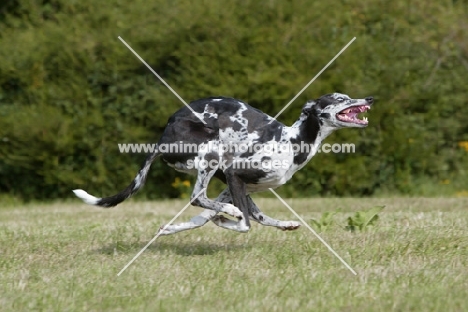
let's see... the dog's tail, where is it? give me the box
[73,148,161,207]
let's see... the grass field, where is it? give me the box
[1,197,467,311]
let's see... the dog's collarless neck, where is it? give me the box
[291,114,322,144]
[285,115,334,166]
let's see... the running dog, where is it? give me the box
[74,93,373,235]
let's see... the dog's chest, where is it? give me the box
[241,128,322,193]
[245,143,320,192]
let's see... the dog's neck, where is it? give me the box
[284,112,336,167]
[290,111,335,145]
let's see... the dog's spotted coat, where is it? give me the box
[74,93,373,235]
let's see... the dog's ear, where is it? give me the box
[301,101,316,116]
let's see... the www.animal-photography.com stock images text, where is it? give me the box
[1,1,467,311]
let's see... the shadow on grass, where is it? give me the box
[93,240,253,256]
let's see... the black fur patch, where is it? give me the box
[290,114,321,165]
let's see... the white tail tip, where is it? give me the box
[73,189,101,205]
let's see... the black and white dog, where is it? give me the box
[74,93,373,235]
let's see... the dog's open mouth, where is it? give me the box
[336,105,371,125]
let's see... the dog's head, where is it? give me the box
[303,93,373,128]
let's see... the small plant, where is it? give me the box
[345,206,385,232]
[310,212,336,232]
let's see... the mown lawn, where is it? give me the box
[1,197,467,311]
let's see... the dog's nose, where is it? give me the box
[365,96,374,104]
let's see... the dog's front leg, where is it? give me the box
[247,195,301,231]
[212,169,250,232]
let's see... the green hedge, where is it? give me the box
[0,0,467,200]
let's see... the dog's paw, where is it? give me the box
[221,204,243,219]
[157,224,174,236]
[278,221,301,231]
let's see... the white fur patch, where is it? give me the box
[72,189,101,205]
[133,173,143,190]
[331,92,351,100]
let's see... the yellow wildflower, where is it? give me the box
[171,177,181,188]
[456,191,468,197]
[458,141,468,152]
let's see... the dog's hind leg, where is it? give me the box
[158,209,217,236]
[160,188,238,235]
[190,167,247,223]
[158,189,233,236]
[159,165,249,235]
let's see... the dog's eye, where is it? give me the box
[337,97,345,102]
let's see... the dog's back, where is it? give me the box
[159,97,283,146]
